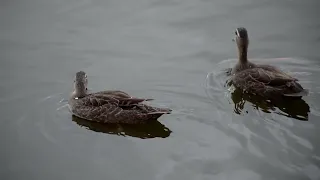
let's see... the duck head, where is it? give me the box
[72,71,88,98]
[234,27,249,63]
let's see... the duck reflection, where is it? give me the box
[230,87,310,121]
[72,116,172,139]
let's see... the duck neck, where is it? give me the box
[238,46,248,63]
[72,88,87,99]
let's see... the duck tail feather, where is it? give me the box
[147,111,171,115]
[284,89,309,97]
[129,98,154,102]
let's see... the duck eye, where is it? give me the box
[235,30,241,38]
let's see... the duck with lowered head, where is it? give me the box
[68,71,171,124]
[228,27,308,98]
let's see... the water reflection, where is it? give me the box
[230,87,310,121]
[72,116,172,139]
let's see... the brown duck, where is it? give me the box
[68,71,171,124]
[229,27,308,98]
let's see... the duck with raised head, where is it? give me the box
[68,71,171,124]
[228,27,308,98]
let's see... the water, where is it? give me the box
[1,0,320,179]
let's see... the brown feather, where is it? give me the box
[69,91,170,124]
[230,67,306,98]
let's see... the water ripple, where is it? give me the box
[203,57,320,179]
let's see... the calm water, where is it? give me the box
[1,0,320,179]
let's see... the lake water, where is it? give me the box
[1,0,320,179]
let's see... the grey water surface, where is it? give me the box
[1,0,320,180]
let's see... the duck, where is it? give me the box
[68,71,171,124]
[228,27,308,98]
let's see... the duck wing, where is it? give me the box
[96,90,131,98]
[239,68,297,86]
[78,94,120,107]
[70,94,123,122]
[256,64,298,82]
[71,94,169,124]
[95,90,154,105]
[230,67,304,97]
